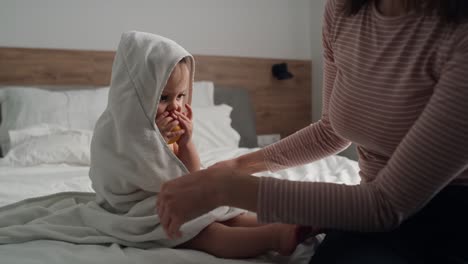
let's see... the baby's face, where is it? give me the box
[156,62,190,118]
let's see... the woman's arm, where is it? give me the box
[212,43,468,229]
[157,163,260,238]
[256,32,468,231]
[213,150,268,175]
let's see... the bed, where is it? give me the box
[0,47,360,264]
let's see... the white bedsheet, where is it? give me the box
[0,147,360,264]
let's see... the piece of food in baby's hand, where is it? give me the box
[167,125,182,144]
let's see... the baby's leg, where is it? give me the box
[219,213,260,227]
[178,221,299,258]
[222,213,322,242]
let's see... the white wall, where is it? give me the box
[0,0,357,159]
[0,0,311,60]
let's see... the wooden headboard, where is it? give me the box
[0,47,311,138]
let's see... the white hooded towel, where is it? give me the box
[0,31,242,248]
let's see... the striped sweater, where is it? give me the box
[258,0,468,231]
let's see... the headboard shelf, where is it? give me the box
[0,47,312,138]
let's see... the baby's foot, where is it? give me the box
[274,224,300,256]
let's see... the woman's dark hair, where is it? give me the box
[344,0,468,24]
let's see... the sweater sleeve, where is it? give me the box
[262,0,350,172]
[257,28,468,231]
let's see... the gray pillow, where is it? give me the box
[214,86,258,148]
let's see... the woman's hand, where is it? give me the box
[157,167,226,239]
[171,104,193,146]
[155,111,185,144]
[157,160,261,239]
[157,149,267,239]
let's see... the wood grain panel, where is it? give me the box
[194,55,312,137]
[0,47,312,137]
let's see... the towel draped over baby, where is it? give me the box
[0,31,242,248]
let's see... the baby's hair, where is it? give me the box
[179,57,187,64]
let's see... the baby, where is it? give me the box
[155,58,303,258]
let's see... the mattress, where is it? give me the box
[0,147,360,264]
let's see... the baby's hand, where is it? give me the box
[171,104,193,146]
[155,111,185,144]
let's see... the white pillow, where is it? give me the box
[0,86,109,154]
[66,88,109,130]
[191,81,214,107]
[0,125,93,167]
[192,104,241,153]
[8,124,71,148]
[0,102,238,166]
[0,82,214,155]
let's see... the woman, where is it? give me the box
[157,0,468,262]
